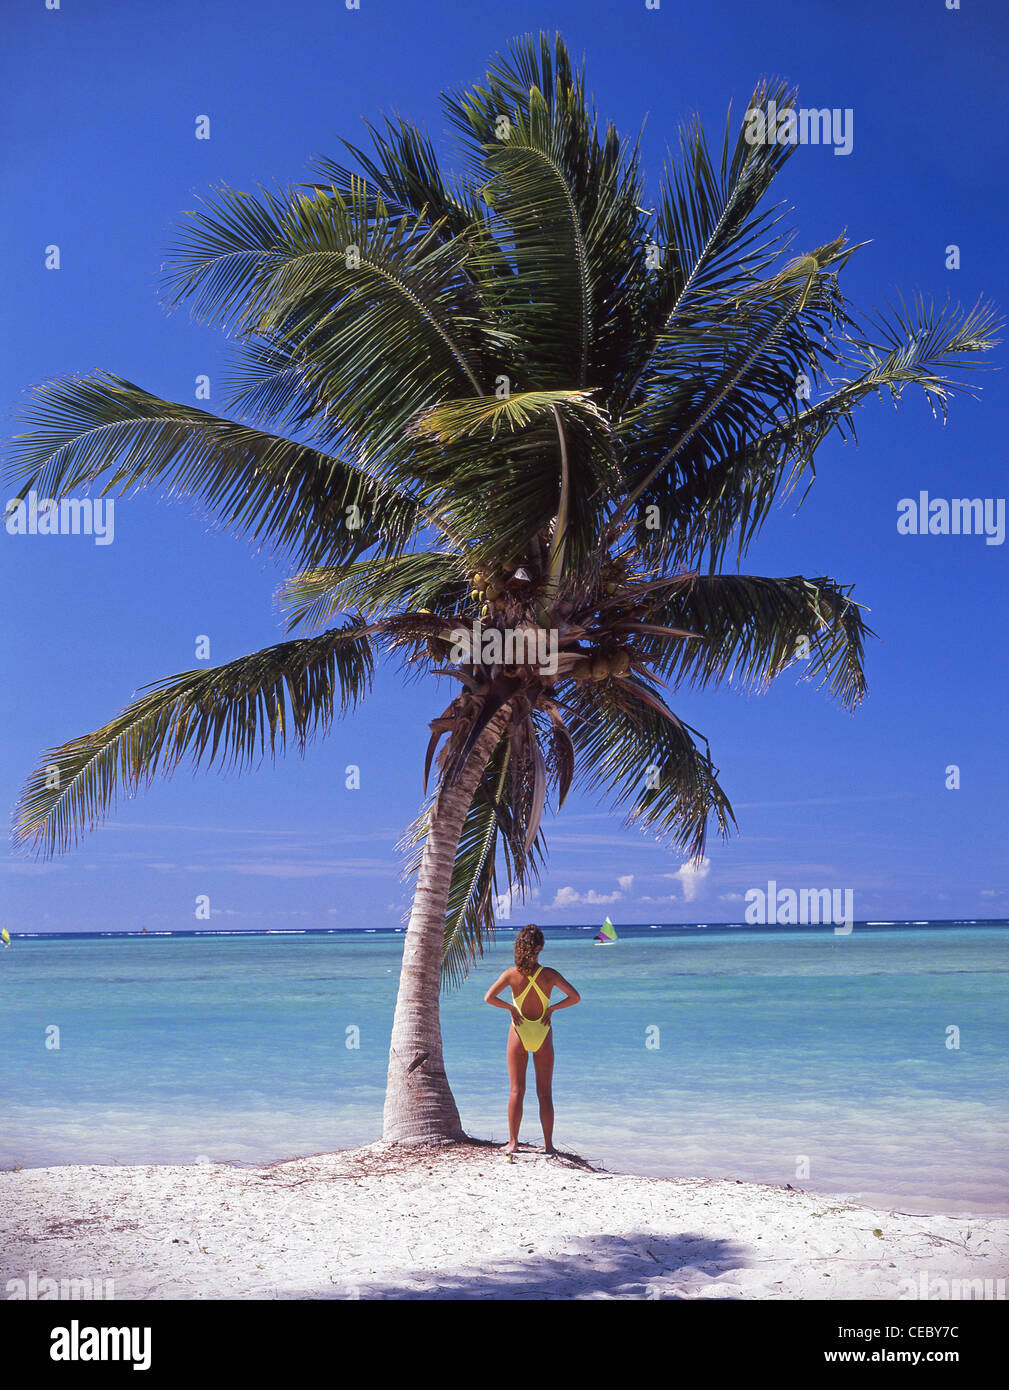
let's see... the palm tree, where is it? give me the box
[5,34,996,1144]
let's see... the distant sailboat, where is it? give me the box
[594,916,618,945]
[1,927,10,948]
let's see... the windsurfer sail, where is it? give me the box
[1,927,11,948]
[594,917,618,944]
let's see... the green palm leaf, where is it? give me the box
[278,552,468,631]
[626,293,999,568]
[1,373,418,567]
[564,680,736,862]
[648,573,873,707]
[412,388,605,443]
[621,78,800,409]
[158,181,500,498]
[13,623,374,858]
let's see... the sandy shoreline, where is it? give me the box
[2,1139,1007,1300]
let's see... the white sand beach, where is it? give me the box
[3,1140,1007,1300]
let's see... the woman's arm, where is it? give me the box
[545,972,580,1018]
[484,971,521,1022]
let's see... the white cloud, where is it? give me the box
[551,877,630,909]
[666,857,711,903]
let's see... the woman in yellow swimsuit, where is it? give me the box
[484,924,581,1154]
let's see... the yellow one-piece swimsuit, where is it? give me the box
[512,966,551,1053]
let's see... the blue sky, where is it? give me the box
[2,0,1007,933]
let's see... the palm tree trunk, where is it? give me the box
[382,710,510,1143]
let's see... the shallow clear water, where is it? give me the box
[2,925,1006,1214]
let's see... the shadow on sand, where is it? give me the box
[288,1230,749,1299]
[276,1136,749,1299]
[242,1135,754,1298]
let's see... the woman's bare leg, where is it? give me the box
[504,1024,528,1152]
[532,1032,555,1152]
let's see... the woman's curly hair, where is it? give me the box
[514,924,544,976]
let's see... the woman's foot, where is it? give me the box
[542,1143,557,1155]
[503,1139,519,1154]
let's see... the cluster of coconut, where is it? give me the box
[469,571,510,618]
[567,556,638,682]
[569,648,632,682]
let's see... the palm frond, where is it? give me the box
[308,114,481,244]
[160,179,492,476]
[619,79,799,408]
[562,678,735,862]
[12,623,374,858]
[278,552,468,630]
[411,388,605,443]
[646,573,874,708]
[613,235,857,534]
[0,373,418,567]
[629,293,1000,568]
[444,30,652,400]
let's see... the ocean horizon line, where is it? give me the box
[4,918,1007,941]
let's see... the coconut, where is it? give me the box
[611,649,631,676]
[592,655,611,680]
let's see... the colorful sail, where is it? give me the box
[1,927,10,947]
[594,916,618,943]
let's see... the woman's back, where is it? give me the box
[510,964,552,1020]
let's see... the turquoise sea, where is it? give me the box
[2,923,1006,1215]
